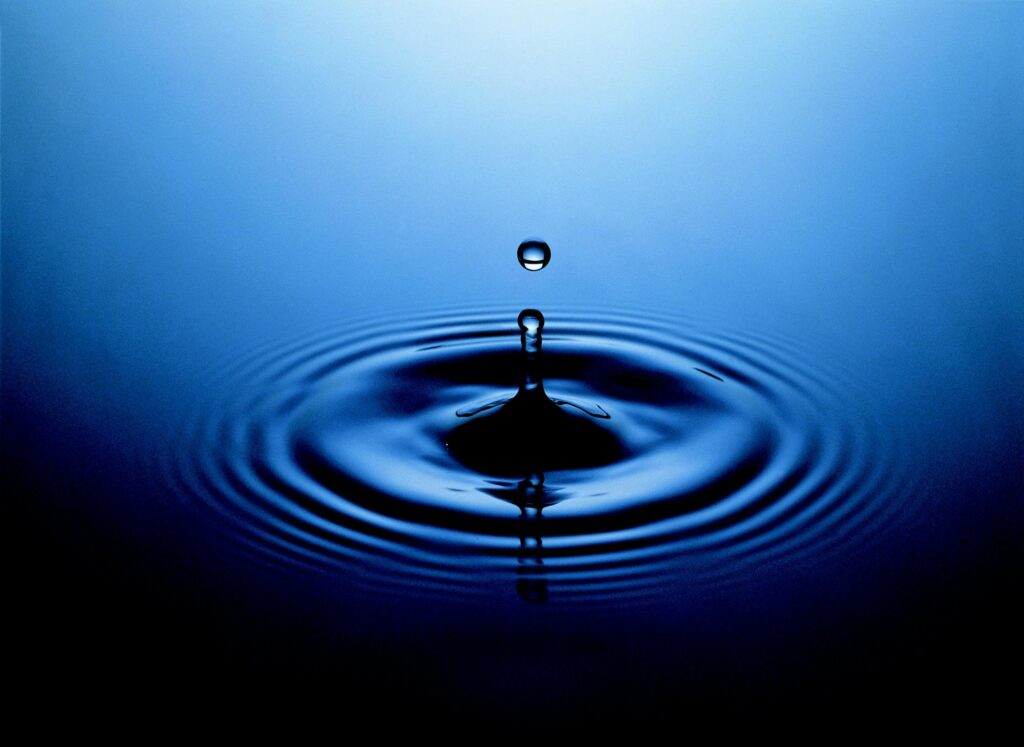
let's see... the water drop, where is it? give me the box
[517,240,551,272]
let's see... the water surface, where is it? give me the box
[3,0,1022,720]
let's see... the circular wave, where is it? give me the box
[161,305,914,606]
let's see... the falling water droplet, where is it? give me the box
[517,240,551,272]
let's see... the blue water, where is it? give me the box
[3,0,1022,720]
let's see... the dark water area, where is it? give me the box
[3,1,1023,724]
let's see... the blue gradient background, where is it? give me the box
[3,0,1022,720]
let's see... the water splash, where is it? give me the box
[448,308,620,476]
[455,308,608,419]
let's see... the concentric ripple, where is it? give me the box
[162,305,915,606]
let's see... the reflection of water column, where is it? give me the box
[515,472,548,604]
